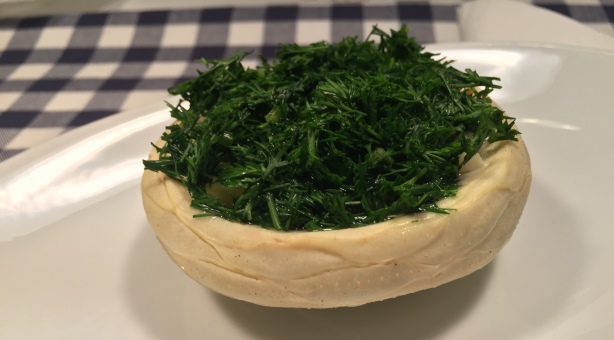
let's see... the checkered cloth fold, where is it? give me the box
[1,1,613,162]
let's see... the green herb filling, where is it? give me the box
[143,25,519,231]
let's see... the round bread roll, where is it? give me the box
[141,130,531,308]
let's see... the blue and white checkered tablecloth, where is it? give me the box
[1,1,613,163]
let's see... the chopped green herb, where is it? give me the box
[143,25,519,231]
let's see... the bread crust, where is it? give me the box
[141,134,531,308]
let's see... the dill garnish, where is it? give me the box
[143,25,519,231]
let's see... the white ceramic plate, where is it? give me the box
[1,44,613,340]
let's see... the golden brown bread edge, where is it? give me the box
[141,132,531,308]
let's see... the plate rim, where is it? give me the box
[3,41,614,173]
